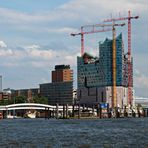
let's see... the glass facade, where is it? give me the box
[78,33,131,88]
[40,81,73,105]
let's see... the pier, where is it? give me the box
[0,103,147,119]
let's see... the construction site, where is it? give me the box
[71,11,141,117]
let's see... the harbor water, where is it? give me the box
[0,118,148,148]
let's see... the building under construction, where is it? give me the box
[77,33,133,108]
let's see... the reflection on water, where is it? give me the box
[0,118,148,148]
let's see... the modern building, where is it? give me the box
[40,65,73,105]
[40,81,73,105]
[77,33,132,108]
[52,65,73,82]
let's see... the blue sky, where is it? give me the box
[0,0,148,97]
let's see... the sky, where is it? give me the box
[0,0,148,97]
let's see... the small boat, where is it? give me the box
[26,111,36,118]
[7,114,18,119]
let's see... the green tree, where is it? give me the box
[0,99,13,105]
[33,96,48,104]
[13,96,27,104]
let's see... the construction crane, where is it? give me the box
[71,23,124,56]
[71,22,125,108]
[104,11,139,107]
[71,24,112,56]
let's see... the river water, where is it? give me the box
[0,118,148,148]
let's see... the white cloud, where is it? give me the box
[28,49,57,59]
[25,44,40,50]
[0,40,7,48]
[47,27,79,34]
[0,0,147,94]
[0,48,13,56]
[0,41,78,68]
[0,8,48,23]
[134,73,148,88]
[0,0,147,25]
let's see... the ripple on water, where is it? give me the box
[0,118,148,147]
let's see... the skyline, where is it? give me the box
[0,0,148,97]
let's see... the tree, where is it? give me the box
[32,96,48,104]
[13,96,27,104]
[0,99,13,105]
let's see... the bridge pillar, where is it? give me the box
[6,109,8,119]
[49,110,51,118]
[144,108,148,117]
[45,107,47,119]
[63,105,65,118]
[52,108,55,118]
[145,109,147,117]
[2,110,5,119]
[56,103,59,119]
[78,104,81,119]
[48,108,50,119]
[45,107,50,119]
[92,104,95,117]
[66,104,68,119]
[72,105,75,117]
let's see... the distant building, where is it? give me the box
[0,92,11,100]
[13,88,39,102]
[77,34,132,108]
[52,65,73,82]
[0,88,12,101]
[73,89,77,104]
[40,81,73,105]
[40,64,73,105]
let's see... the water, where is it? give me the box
[0,118,148,148]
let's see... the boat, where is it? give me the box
[7,114,18,119]
[26,111,36,118]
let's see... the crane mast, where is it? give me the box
[71,24,112,56]
[112,24,116,108]
[104,11,139,107]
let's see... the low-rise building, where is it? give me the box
[40,81,73,105]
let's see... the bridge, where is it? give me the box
[0,103,94,119]
[0,103,73,111]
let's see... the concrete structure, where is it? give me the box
[77,34,132,108]
[52,65,73,82]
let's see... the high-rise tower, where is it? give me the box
[77,34,130,108]
[52,65,73,82]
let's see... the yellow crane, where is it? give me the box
[97,22,125,108]
[71,22,125,108]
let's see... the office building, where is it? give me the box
[40,65,73,105]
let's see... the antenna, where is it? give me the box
[0,75,2,92]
